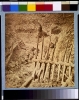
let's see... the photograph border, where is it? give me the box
[0,11,78,90]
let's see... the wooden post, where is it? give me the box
[51,37,58,81]
[46,35,51,60]
[67,44,73,77]
[41,33,44,60]
[62,40,69,62]
[48,63,52,81]
[51,64,55,80]
[57,51,62,81]
[20,77,33,88]
[62,40,69,82]
[33,31,39,73]
[67,44,73,63]
[38,62,45,81]
[42,63,47,79]
[62,66,65,82]
[44,62,49,81]
[44,35,52,82]
[51,37,58,61]
[57,64,61,81]
[36,32,39,59]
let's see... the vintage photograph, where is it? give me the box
[5,13,75,88]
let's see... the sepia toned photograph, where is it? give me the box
[5,13,75,88]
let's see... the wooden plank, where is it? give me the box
[46,35,51,60]
[20,77,33,88]
[62,40,69,62]
[67,44,73,63]
[62,64,66,82]
[61,74,74,86]
[38,62,45,81]
[41,33,44,59]
[48,63,52,81]
[42,63,47,79]
[36,62,41,76]
[32,62,38,80]
[57,64,61,81]
[51,38,58,61]
[69,65,71,77]
[51,64,55,80]
[45,35,52,81]
[61,39,70,82]
[37,62,43,81]
[60,67,74,85]
[68,44,73,77]
[62,55,66,82]
[44,63,49,80]
[35,32,39,59]
[32,59,74,67]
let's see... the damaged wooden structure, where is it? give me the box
[21,27,74,88]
